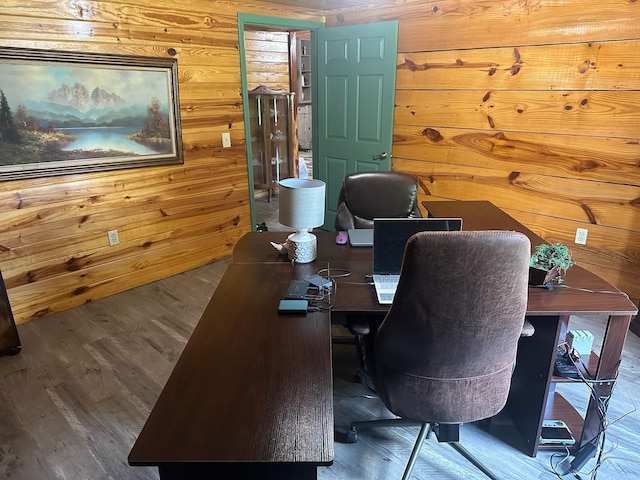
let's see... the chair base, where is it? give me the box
[344,419,499,480]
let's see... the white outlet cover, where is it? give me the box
[108,229,120,246]
[575,228,588,245]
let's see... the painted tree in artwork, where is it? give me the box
[142,97,170,139]
[0,89,21,143]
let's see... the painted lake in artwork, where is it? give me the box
[59,127,159,155]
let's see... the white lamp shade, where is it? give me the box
[279,178,326,229]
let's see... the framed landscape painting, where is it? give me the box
[0,47,183,181]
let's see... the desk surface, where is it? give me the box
[234,217,636,318]
[128,262,334,468]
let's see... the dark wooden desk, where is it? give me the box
[235,202,638,456]
[130,200,637,477]
[128,262,333,479]
[423,200,637,456]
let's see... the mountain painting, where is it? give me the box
[0,47,182,180]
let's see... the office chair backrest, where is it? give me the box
[334,171,421,231]
[373,230,530,424]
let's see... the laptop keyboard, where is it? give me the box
[378,293,395,303]
[373,274,400,304]
[374,274,400,290]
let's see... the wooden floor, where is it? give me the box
[2,209,640,479]
[255,189,287,232]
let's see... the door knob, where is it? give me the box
[372,152,389,161]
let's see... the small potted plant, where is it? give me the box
[529,243,574,288]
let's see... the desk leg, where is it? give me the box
[487,315,563,457]
[158,462,318,479]
[579,314,631,449]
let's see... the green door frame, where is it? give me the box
[237,13,323,231]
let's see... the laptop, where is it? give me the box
[348,228,374,247]
[372,217,463,304]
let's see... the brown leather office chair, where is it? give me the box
[334,171,421,231]
[332,171,422,387]
[345,230,531,480]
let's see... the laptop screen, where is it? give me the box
[372,217,463,274]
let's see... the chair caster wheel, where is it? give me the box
[2,346,21,356]
[334,427,358,443]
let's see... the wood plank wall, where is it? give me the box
[326,0,640,310]
[0,0,321,324]
[244,29,291,91]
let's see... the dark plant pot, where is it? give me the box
[528,267,547,286]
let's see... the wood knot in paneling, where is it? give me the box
[421,128,444,142]
[32,308,51,318]
[573,160,601,172]
[511,48,523,75]
[493,132,507,141]
[579,59,597,74]
[398,58,419,71]
[66,257,80,272]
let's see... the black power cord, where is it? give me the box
[551,343,614,478]
[556,440,598,476]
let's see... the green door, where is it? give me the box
[315,21,398,230]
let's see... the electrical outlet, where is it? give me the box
[575,228,588,245]
[222,132,231,148]
[107,229,120,246]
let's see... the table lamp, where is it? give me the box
[279,178,326,263]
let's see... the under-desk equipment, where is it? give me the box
[129,201,636,479]
[372,217,463,304]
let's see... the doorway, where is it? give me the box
[238,14,322,232]
[240,16,399,232]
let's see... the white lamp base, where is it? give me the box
[286,230,317,263]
